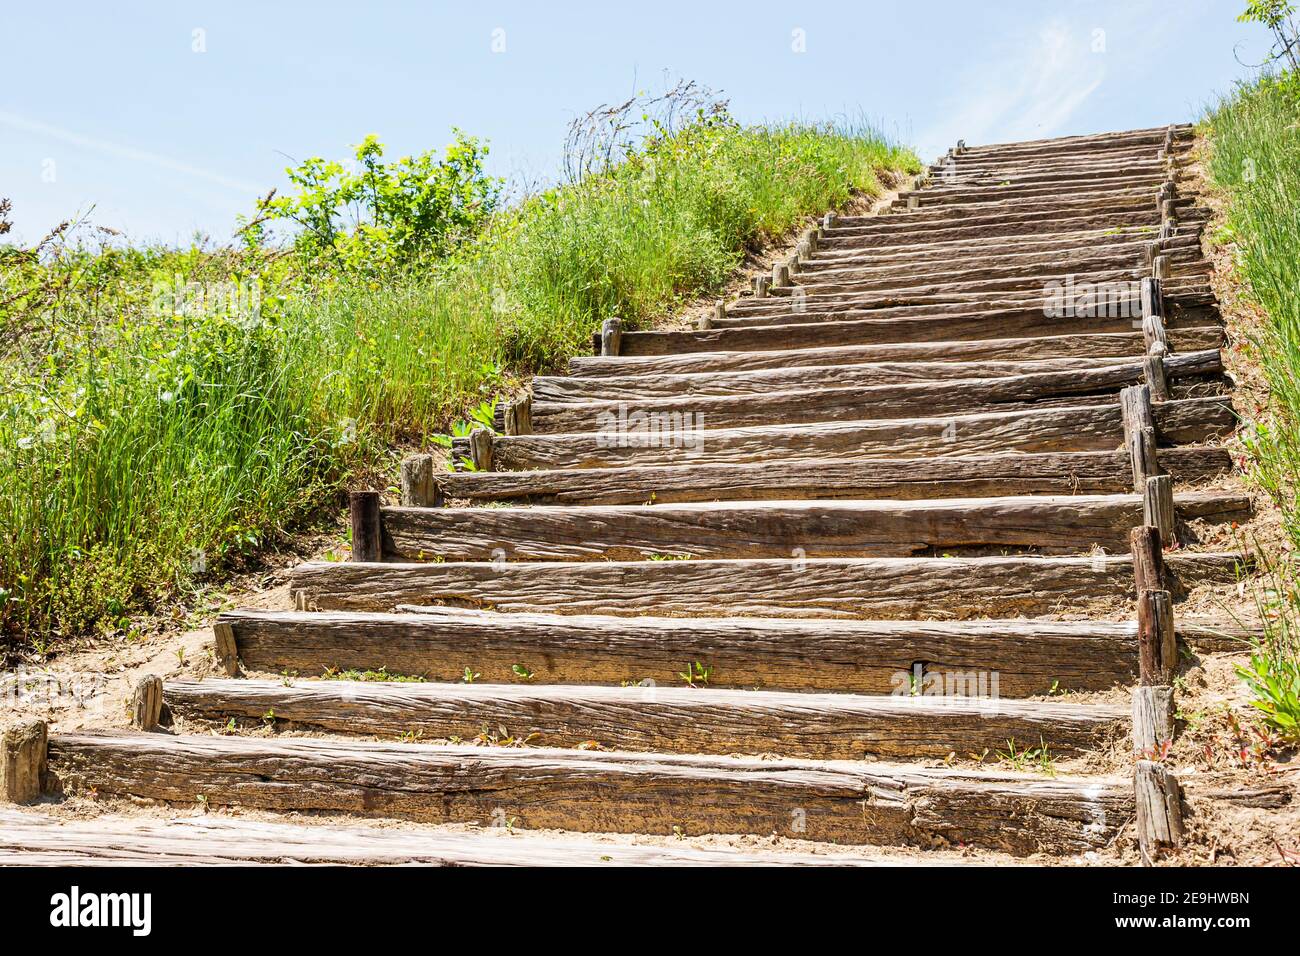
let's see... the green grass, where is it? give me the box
[1204,70,1300,741]
[0,117,917,648]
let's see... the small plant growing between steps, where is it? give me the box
[321,665,426,683]
[679,661,712,687]
[995,738,1056,777]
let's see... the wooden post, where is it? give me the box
[1,720,47,804]
[1142,316,1169,356]
[822,212,837,231]
[1144,474,1175,543]
[1120,385,1159,490]
[600,317,623,356]
[213,621,240,676]
[1153,254,1171,280]
[400,454,440,505]
[1158,221,1176,241]
[772,261,790,288]
[1135,760,1183,864]
[468,428,493,472]
[1143,352,1169,402]
[1138,588,1176,685]
[1129,525,1165,593]
[1139,277,1164,319]
[129,675,163,731]
[714,299,726,323]
[1132,685,1175,755]
[350,490,382,563]
[754,274,771,299]
[503,396,532,435]
[907,194,920,210]
[1161,199,1178,226]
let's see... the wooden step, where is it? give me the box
[531,352,1223,432]
[790,245,1200,297]
[619,306,1198,354]
[166,677,1129,757]
[442,448,1231,506]
[567,329,1224,378]
[0,808,973,866]
[218,606,1144,696]
[539,356,1162,403]
[907,176,1171,208]
[799,227,1185,274]
[818,216,1162,254]
[798,231,1199,279]
[379,493,1248,562]
[472,397,1234,470]
[818,209,1186,250]
[289,552,1247,619]
[46,731,1132,853]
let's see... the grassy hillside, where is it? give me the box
[1204,70,1300,740]
[0,108,918,649]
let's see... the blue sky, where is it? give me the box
[0,0,1277,244]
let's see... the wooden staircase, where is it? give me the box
[12,124,1252,863]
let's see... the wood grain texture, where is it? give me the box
[47,731,1132,853]
[474,398,1235,471]
[618,311,1215,356]
[442,448,1232,506]
[531,352,1222,433]
[381,492,1249,562]
[288,553,1248,619]
[217,606,1142,697]
[567,329,1224,378]
[537,355,1147,403]
[0,809,938,867]
[165,677,1128,757]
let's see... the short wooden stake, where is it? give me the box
[755,274,771,299]
[1161,199,1178,226]
[1135,760,1183,864]
[1132,685,1175,755]
[350,490,382,563]
[1138,588,1176,685]
[1120,385,1160,490]
[1129,525,1165,593]
[772,261,790,288]
[600,317,623,357]
[1,720,47,804]
[1153,254,1171,280]
[714,299,726,323]
[1143,352,1169,402]
[503,395,532,435]
[129,674,163,731]
[467,428,493,472]
[822,212,837,230]
[1143,474,1175,543]
[906,193,920,210]
[1139,276,1164,319]
[1142,316,1169,357]
[1158,221,1176,241]
[400,453,440,505]
[213,621,240,676]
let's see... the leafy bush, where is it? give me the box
[246,132,501,272]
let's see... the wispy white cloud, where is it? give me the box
[916,18,1107,159]
[0,110,263,195]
